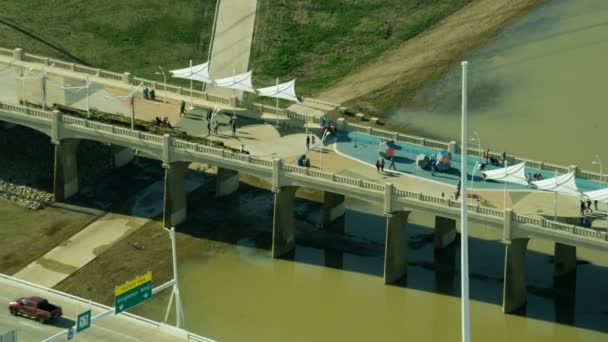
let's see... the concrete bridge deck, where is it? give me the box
[0,48,607,314]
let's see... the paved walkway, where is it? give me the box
[14,177,203,287]
[206,0,258,99]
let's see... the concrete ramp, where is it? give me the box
[206,0,258,99]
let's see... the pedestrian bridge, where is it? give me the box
[0,47,607,314]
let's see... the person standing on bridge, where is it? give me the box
[389,156,397,170]
[179,100,186,117]
[580,200,586,216]
[586,198,593,214]
[376,160,381,173]
[306,136,310,150]
[380,158,385,172]
[231,120,237,137]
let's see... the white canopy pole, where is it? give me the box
[460,61,470,342]
[275,77,279,127]
[232,68,236,120]
[189,60,194,110]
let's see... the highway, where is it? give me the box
[0,278,192,342]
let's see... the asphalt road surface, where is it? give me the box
[0,279,189,342]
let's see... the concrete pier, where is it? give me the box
[554,243,577,278]
[215,167,239,197]
[52,138,80,202]
[110,145,134,168]
[384,211,410,284]
[163,162,189,227]
[434,216,456,249]
[272,186,298,258]
[322,191,345,234]
[502,238,529,313]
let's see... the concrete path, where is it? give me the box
[14,176,204,288]
[206,0,258,99]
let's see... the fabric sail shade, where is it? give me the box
[531,171,580,195]
[482,162,528,186]
[584,187,608,201]
[170,62,213,83]
[257,79,299,102]
[213,70,256,94]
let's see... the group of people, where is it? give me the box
[143,87,155,101]
[375,158,396,172]
[482,149,508,167]
[305,135,316,150]
[527,172,544,182]
[580,199,598,216]
[152,116,172,128]
[297,154,311,168]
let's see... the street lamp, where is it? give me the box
[471,131,481,163]
[104,82,143,130]
[593,155,603,185]
[155,66,168,103]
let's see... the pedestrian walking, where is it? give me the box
[206,121,211,135]
[580,200,586,216]
[312,135,316,145]
[213,120,219,134]
[586,199,593,213]
[376,160,381,173]
[594,200,598,211]
[389,157,396,170]
[179,100,186,117]
[306,136,310,150]
[232,121,237,137]
[380,159,385,172]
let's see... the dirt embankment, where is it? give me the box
[319,0,546,114]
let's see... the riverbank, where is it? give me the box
[320,0,547,114]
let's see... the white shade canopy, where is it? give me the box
[213,70,256,94]
[532,171,580,195]
[170,62,213,83]
[482,162,529,186]
[257,79,299,102]
[584,187,608,201]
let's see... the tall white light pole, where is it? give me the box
[460,61,471,342]
[156,66,168,103]
[163,227,184,328]
[104,82,142,130]
[593,155,603,185]
[275,77,280,127]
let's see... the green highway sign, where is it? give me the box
[114,272,153,314]
[76,309,91,333]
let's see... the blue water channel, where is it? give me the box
[334,131,603,192]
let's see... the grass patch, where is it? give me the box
[0,199,100,274]
[0,0,469,98]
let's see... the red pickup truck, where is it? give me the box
[8,296,62,324]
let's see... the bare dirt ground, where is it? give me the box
[319,0,546,113]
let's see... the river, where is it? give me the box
[132,1,608,340]
[393,0,608,168]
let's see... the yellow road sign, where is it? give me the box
[114,272,152,297]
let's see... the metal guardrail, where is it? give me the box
[0,102,606,243]
[0,273,216,342]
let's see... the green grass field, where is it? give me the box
[0,0,469,98]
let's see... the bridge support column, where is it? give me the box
[216,167,239,197]
[554,243,577,278]
[434,216,456,249]
[322,191,345,234]
[502,238,529,313]
[110,145,134,168]
[163,162,189,227]
[272,186,298,258]
[53,139,80,202]
[553,243,577,324]
[384,211,410,284]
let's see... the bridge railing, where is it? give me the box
[0,47,13,57]
[1,102,606,243]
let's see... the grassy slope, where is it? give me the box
[0,200,98,275]
[0,0,469,96]
[251,0,470,95]
[0,0,215,84]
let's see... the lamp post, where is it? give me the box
[319,131,331,170]
[593,155,603,185]
[460,61,471,342]
[471,131,481,163]
[155,66,168,103]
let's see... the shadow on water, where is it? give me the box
[175,184,608,334]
